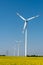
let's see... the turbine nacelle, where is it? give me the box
[25,20,28,22]
[26,21,28,22]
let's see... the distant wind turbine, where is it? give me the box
[16,40,21,56]
[14,47,16,56]
[17,13,39,56]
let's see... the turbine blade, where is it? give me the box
[17,13,26,21]
[27,15,39,21]
[23,22,27,30]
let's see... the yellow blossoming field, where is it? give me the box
[0,56,43,65]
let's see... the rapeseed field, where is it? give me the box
[0,56,43,65]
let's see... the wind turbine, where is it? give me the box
[6,50,8,56]
[17,13,39,56]
[16,40,21,56]
[14,47,16,56]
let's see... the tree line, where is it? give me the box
[27,55,43,57]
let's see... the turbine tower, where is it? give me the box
[17,13,39,56]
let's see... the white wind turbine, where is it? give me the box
[14,47,16,56]
[17,13,39,56]
[16,40,21,56]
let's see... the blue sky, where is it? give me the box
[0,0,43,56]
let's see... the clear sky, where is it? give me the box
[0,0,43,56]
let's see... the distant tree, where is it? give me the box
[27,55,39,57]
[0,55,6,56]
[26,55,30,57]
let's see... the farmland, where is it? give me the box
[0,56,43,65]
